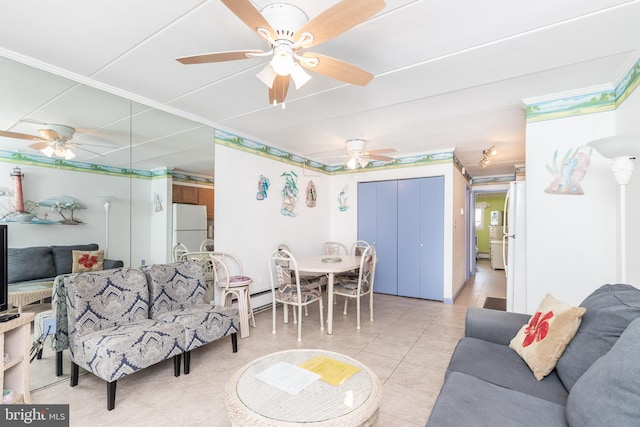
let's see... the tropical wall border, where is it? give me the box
[0,150,213,186]
[525,56,640,122]
[214,128,456,175]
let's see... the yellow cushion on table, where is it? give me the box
[509,293,586,380]
[71,250,104,273]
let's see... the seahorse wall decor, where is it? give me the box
[256,175,270,200]
[338,185,349,211]
[280,171,299,217]
[545,146,592,195]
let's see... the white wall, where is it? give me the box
[525,111,617,311]
[149,176,172,264]
[214,144,330,307]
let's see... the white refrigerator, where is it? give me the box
[172,203,207,253]
[503,181,527,313]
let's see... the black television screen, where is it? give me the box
[0,224,7,312]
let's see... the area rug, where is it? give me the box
[483,297,506,311]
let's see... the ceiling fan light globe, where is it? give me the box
[290,64,311,89]
[271,52,294,76]
[41,146,55,157]
[54,146,66,157]
[346,157,357,169]
[359,158,369,168]
[65,150,76,160]
[256,64,277,88]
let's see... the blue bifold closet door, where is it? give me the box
[358,176,444,300]
[357,180,398,295]
[397,176,444,300]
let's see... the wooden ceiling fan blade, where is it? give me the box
[296,0,386,48]
[28,141,51,150]
[269,75,291,104]
[302,53,373,86]
[37,128,63,140]
[177,50,263,64]
[221,0,275,37]
[0,130,38,141]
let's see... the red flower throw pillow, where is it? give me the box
[509,294,586,380]
[72,250,105,273]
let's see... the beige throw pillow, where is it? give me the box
[509,293,586,380]
[72,249,105,273]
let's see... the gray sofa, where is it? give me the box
[8,243,123,286]
[427,284,640,426]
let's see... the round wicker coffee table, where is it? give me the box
[225,349,382,427]
[8,281,54,313]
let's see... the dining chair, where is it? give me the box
[172,243,189,262]
[277,244,327,318]
[179,252,215,302]
[209,252,255,338]
[324,241,348,256]
[268,247,324,342]
[351,240,373,256]
[334,245,376,329]
[200,239,215,252]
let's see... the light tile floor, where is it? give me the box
[31,260,505,426]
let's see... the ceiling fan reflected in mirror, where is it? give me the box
[176,0,386,105]
[308,138,396,169]
[0,124,107,159]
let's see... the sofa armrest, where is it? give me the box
[104,259,124,270]
[465,307,531,345]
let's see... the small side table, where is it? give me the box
[1,313,35,404]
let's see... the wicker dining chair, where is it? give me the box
[268,247,324,342]
[334,245,376,329]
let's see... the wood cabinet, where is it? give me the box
[1,313,34,404]
[198,187,214,220]
[173,184,198,204]
[172,184,214,220]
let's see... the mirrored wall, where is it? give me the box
[0,55,214,390]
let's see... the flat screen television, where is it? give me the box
[0,224,7,312]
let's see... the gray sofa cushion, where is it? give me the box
[555,284,640,390]
[8,246,56,283]
[447,337,568,405]
[426,372,568,427]
[51,243,99,275]
[566,317,640,426]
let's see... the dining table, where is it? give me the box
[296,255,361,335]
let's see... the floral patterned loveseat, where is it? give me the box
[53,262,239,410]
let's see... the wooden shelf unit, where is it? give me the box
[1,312,34,404]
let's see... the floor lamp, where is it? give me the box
[99,196,115,259]
[588,135,638,283]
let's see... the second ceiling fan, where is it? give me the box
[177,0,386,105]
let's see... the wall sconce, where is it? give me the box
[588,135,638,283]
[479,145,498,168]
[98,196,115,258]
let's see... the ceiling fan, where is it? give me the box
[309,138,396,169]
[176,0,386,105]
[0,124,105,160]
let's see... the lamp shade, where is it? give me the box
[588,135,639,159]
